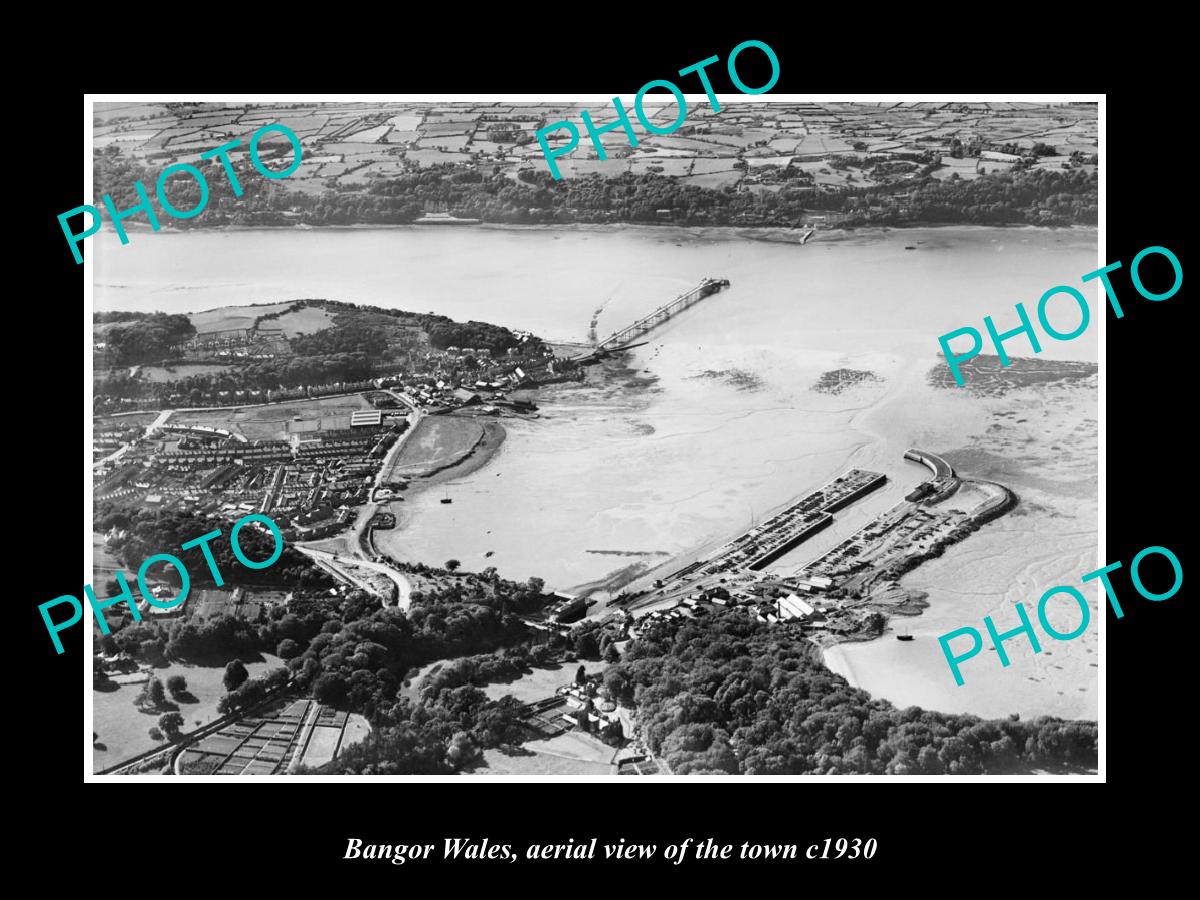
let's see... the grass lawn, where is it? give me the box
[482,661,609,704]
[473,732,616,776]
[340,714,371,754]
[299,725,342,768]
[92,533,122,589]
[92,653,282,773]
[386,415,483,478]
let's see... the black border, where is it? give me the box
[25,35,1191,883]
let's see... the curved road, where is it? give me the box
[297,547,413,612]
[100,389,421,612]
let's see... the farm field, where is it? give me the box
[93,653,284,772]
[630,157,692,176]
[94,102,1097,200]
[932,157,982,181]
[268,306,335,337]
[190,302,293,334]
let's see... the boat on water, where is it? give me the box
[896,633,914,642]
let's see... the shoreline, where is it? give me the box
[107,220,1097,247]
[373,415,508,561]
[390,414,508,489]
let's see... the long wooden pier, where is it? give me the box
[597,277,730,349]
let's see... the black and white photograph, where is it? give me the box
[80,96,1104,780]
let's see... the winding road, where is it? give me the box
[296,546,413,612]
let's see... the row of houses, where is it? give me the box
[264,379,380,402]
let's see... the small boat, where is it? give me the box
[440,496,452,504]
[896,633,914,642]
[904,245,917,251]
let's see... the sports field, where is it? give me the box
[167,394,374,441]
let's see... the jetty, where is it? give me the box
[596,277,730,349]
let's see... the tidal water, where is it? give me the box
[96,223,1099,718]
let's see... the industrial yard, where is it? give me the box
[620,450,1015,649]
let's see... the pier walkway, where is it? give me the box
[597,277,729,349]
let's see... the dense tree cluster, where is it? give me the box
[169,616,261,661]
[290,318,389,357]
[321,689,528,774]
[98,352,379,400]
[137,676,168,710]
[96,507,332,590]
[217,666,291,714]
[93,144,278,228]
[94,146,1098,234]
[158,711,184,738]
[95,311,161,324]
[427,321,517,354]
[96,312,195,365]
[607,610,1097,775]
[281,584,531,721]
[834,167,1097,228]
[415,644,555,700]
[223,659,249,691]
[278,573,551,772]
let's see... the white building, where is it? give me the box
[778,593,815,621]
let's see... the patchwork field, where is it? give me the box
[94,101,1097,201]
[174,698,370,775]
